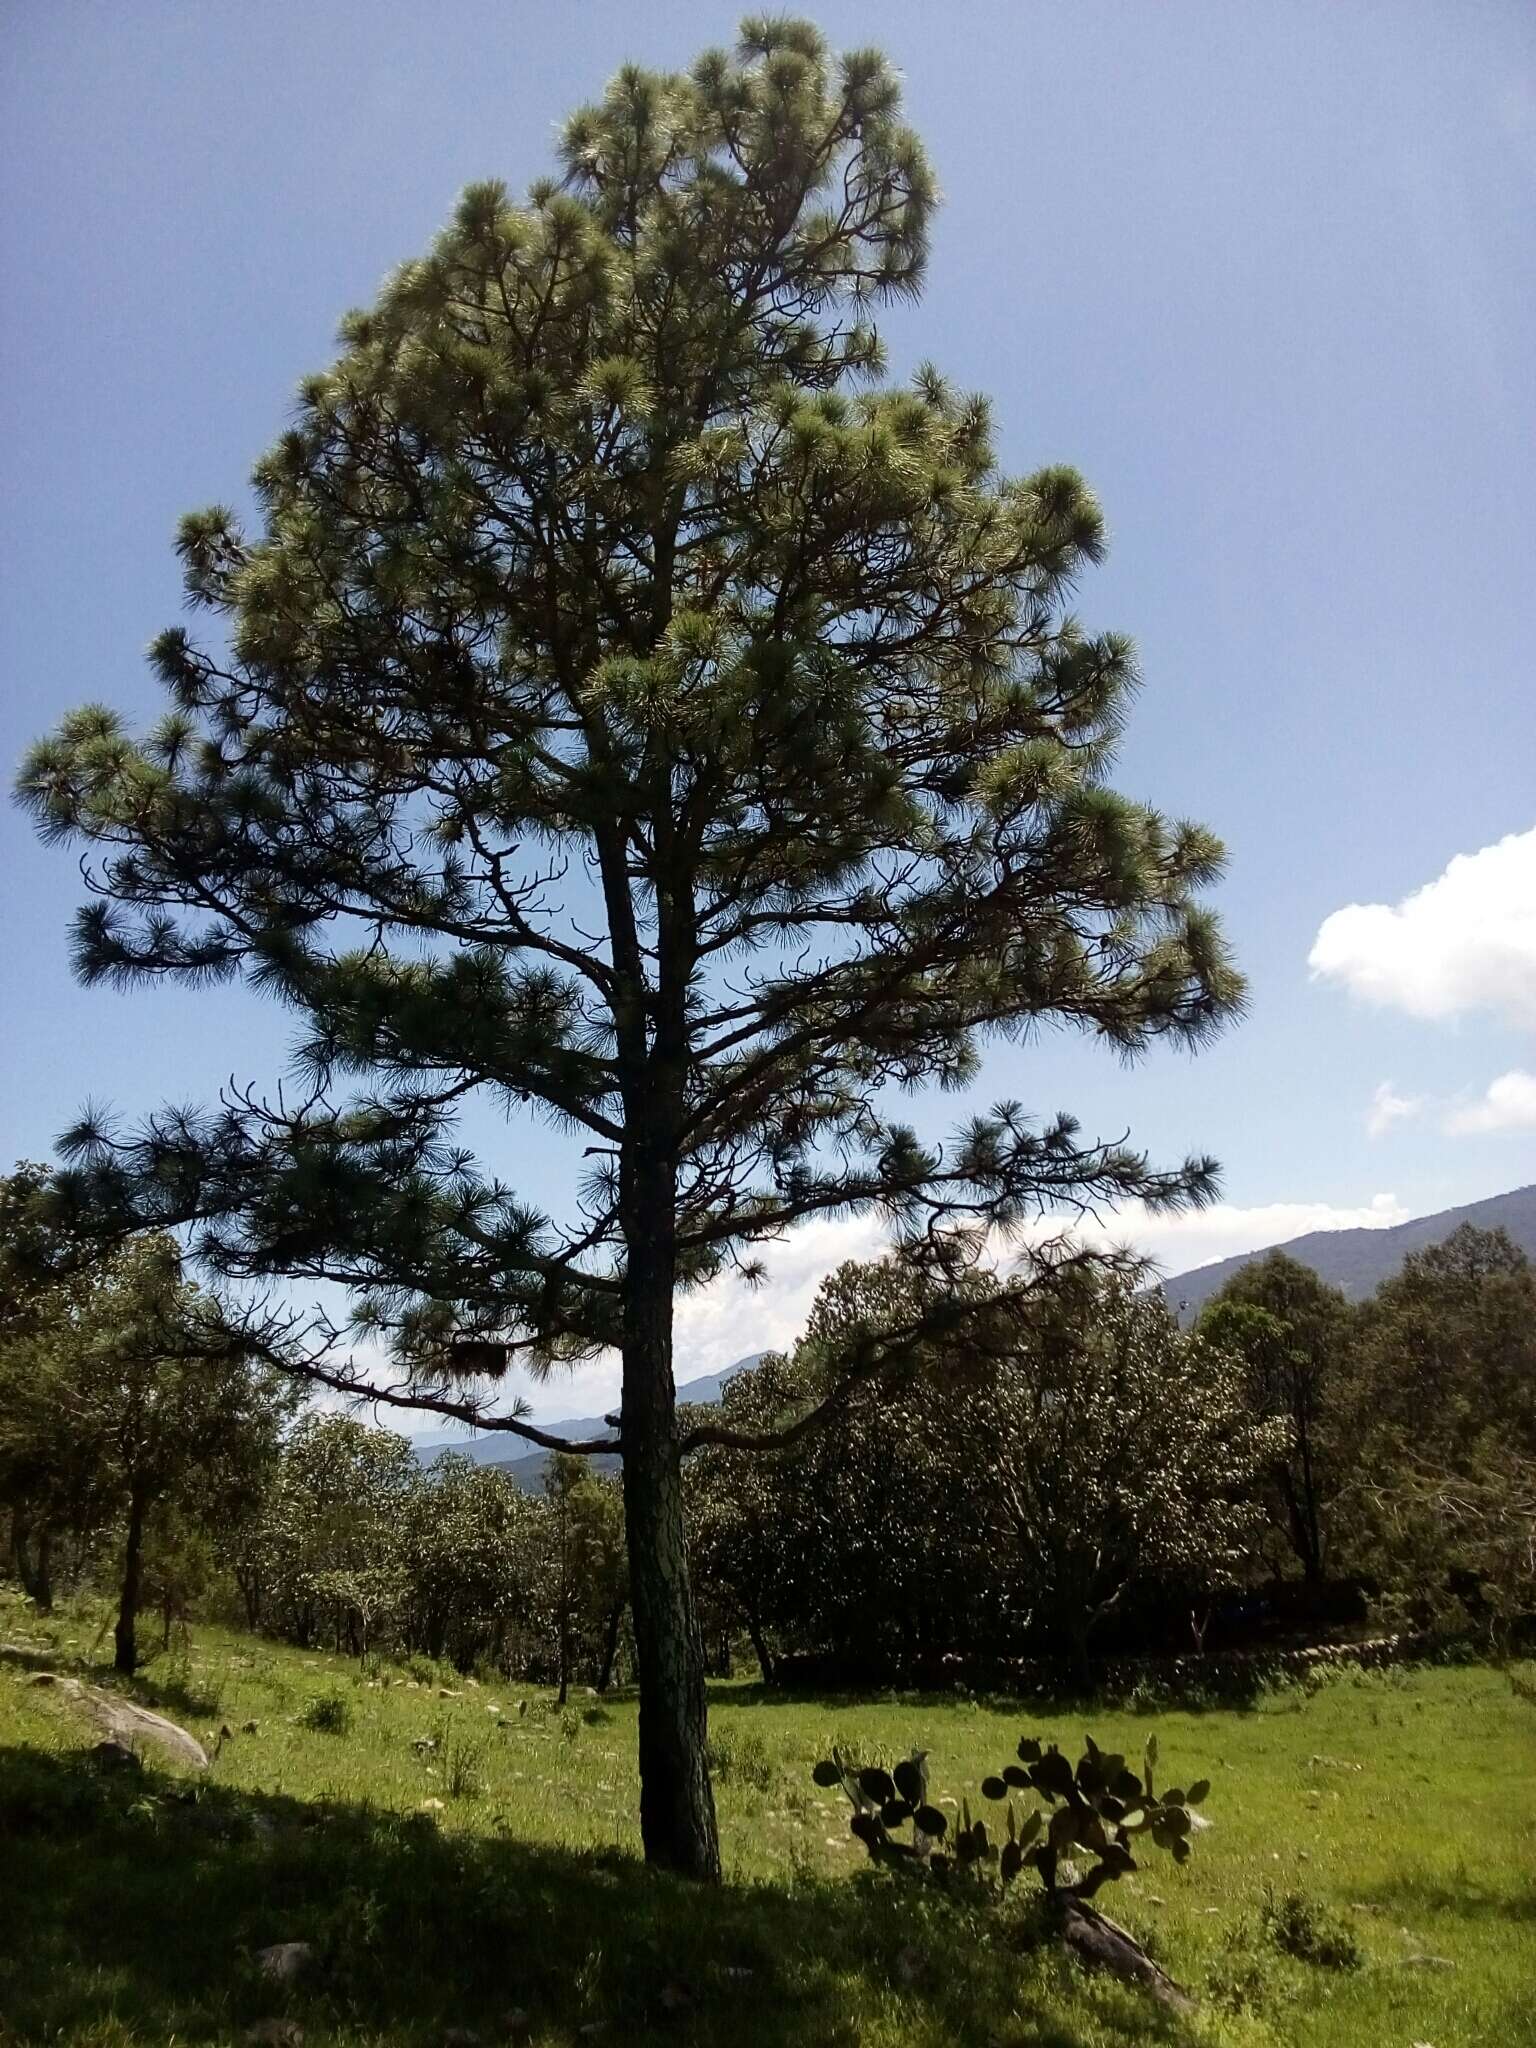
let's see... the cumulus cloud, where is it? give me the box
[1443,1068,1536,1136]
[373,1190,1414,1435]
[1366,1080,1424,1139]
[1308,825,1536,1028]
[1062,1193,1409,1278]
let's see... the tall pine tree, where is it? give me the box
[19,19,1241,1876]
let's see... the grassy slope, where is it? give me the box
[1,1592,1532,2048]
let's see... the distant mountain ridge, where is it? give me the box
[1160,1183,1536,1321]
[415,1355,764,1491]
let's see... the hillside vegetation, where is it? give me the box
[3,1593,1533,2048]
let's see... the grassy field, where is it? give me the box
[1,1590,1532,2047]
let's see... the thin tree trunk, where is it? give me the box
[115,1484,148,1676]
[621,1241,720,1881]
[746,1611,775,1685]
[597,1599,625,1693]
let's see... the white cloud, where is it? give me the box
[381,1194,1414,1436]
[1041,1193,1409,1279]
[1366,1080,1424,1138]
[1308,825,1536,1028]
[1443,1068,1536,1136]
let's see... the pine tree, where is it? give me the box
[18,20,1241,1875]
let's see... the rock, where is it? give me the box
[39,1676,209,1769]
[89,1739,142,1772]
[443,2029,482,2045]
[27,1671,59,1687]
[242,1719,260,1734]
[438,1687,463,1698]
[501,2011,531,2039]
[1402,1955,1456,1971]
[244,2023,304,2047]
[419,1797,446,1813]
[256,1941,316,1984]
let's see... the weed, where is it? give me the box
[708,1726,775,1792]
[439,1721,490,1800]
[1259,1885,1363,1970]
[300,1689,355,1736]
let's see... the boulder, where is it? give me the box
[256,1941,316,1984]
[39,1677,209,1769]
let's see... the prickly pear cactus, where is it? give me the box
[813,1731,1210,1900]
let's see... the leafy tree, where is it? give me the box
[976,1279,1285,1672]
[691,1262,1281,1678]
[18,21,1240,1874]
[1342,1226,1536,1633]
[0,1163,108,1605]
[1197,1252,1350,1584]
[403,1450,545,1672]
[0,1233,290,1670]
[235,1413,418,1653]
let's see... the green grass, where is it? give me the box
[2,1590,1533,2047]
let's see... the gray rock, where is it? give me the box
[256,1941,316,1984]
[39,1676,209,1769]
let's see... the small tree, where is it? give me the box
[237,1412,419,1652]
[1198,1252,1350,1584]
[19,21,1240,1874]
[0,1231,290,1670]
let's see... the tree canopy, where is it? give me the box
[17,19,1241,1875]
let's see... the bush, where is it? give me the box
[300,1689,355,1736]
[708,1726,775,1791]
[1259,1887,1361,1970]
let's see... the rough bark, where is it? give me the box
[114,1484,147,1676]
[621,1219,720,1880]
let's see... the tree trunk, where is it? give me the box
[11,1511,55,1612]
[621,1243,720,1881]
[115,1484,148,1676]
[746,1611,775,1685]
[597,1599,625,1694]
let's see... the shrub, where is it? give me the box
[300,1689,355,1736]
[708,1726,775,1792]
[1259,1887,1361,1971]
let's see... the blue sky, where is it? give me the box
[3,1,1533,1418]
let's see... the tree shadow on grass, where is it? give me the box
[0,1742,1200,2048]
[1372,1873,1536,1927]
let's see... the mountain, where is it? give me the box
[1160,1183,1536,1321]
[415,1354,765,1491]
